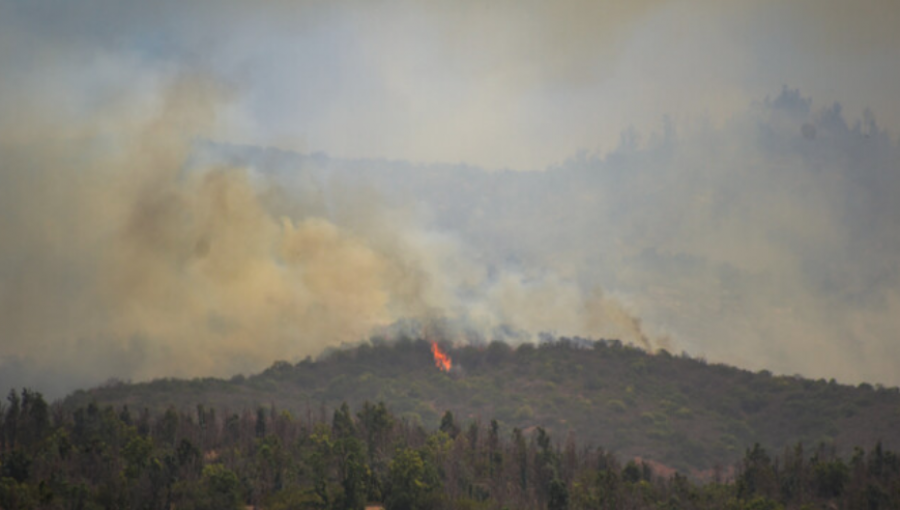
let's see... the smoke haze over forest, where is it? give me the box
[2,0,900,396]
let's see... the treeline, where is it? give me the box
[2,388,899,509]
[64,337,900,475]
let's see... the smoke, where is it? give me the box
[2,0,900,395]
[331,87,899,387]
[0,73,656,397]
[217,85,900,388]
[6,0,898,171]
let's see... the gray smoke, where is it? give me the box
[206,87,900,387]
[2,1,900,396]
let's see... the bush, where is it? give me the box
[514,405,535,421]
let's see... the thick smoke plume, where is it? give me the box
[0,76,653,397]
[3,0,900,395]
[213,87,900,388]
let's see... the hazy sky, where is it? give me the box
[3,0,899,169]
[2,0,899,396]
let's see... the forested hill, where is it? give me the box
[65,338,900,474]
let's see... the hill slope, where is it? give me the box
[65,338,900,473]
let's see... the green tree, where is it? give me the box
[386,448,441,510]
[3,389,21,449]
[334,438,368,510]
[20,389,49,447]
[158,407,179,447]
[812,459,848,499]
[307,423,334,509]
[738,444,776,500]
[358,401,394,466]
[122,435,154,480]
[548,478,569,510]
[622,461,642,484]
[0,477,37,510]
[440,411,459,439]
[512,427,528,492]
[256,407,267,438]
[535,426,559,502]
[200,463,242,510]
[1,449,31,483]
[333,402,356,439]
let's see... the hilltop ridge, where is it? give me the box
[65,337,900,473]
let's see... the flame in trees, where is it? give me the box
[431,341,452,372]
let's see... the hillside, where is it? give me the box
[64,337,900,474]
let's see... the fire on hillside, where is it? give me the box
[431,341,452,372]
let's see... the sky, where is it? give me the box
[1,0,899,396]
[4,0,899,169]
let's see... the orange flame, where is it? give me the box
[431,341,452,372]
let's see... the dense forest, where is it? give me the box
[2,387,900,509]
[64,337,900,476]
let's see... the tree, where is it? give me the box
[738,444,777,500]
[333,402,356,439]
[256,407,267,438]
[157,407,179,447]
[439,411,459,439]
[307,423,334,509]
[548,478,569,510]
[330,403,368,510]
[20,389,49,447]
[1,449,31,483]
[488,419,502,479]
[813,459,848,499]
[0,476,37,510]
[120,405,133,426]
[622,461,642,484]
[122,435,154,480]
[199,463,242,510]
[358,401,393,467]
[512,427,528,492]
[335,438,368,510]
[3,389,21,449]
[386,448,441,510]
